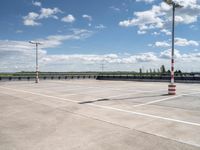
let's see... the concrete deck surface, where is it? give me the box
[0,80,200,150]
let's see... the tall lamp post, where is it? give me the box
[164,0,182,95]
[29,41,42,83]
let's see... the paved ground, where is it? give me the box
[0,80,200,150]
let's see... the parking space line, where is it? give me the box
[1,85,200,127]
[133,91,200,107]
[89,103,200,127]
[0,86,81,103]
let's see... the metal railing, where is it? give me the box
[0,72,200,83]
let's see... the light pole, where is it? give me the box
[29,41,42,83]
[164,0,182,95]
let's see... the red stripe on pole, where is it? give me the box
[171,67,174,71]
[168,85,176,87]
[169,89,176,91]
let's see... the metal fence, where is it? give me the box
[0,72,200,83]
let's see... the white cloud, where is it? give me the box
[175,37,199,46]
[16,30,23,33]
[119,0,200,34]
[0,40,46,71]
[95,24,106,29]
[32,1,42,7]
[161,29,171,35]
[154,38,199,48]
[0,29,93,56]
[122,52,158,64]
[110,6,120,11]
[0,29,94,72]
[82,14,92,21]
[61,14,75,23]
[160,49,181,59]
[119,5,165,29]
[152,31,160,35]
[39,8,62,19]
[155,41,170,47]
[137,30,147,34]
[1,40,200,72]
[23,12,40,26]
[136,0,155,3]
[38,29,93,49]
[41,52,158,67]
[159,49,200,64]
[23,7,62,26]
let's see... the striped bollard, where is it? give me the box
[168,84,176,95]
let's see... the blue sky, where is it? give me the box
[0,0,200,72]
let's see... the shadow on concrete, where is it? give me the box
[79,98,110,104]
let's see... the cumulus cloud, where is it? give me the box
[82,14,92,21]
[136,0,155,3]
[37,52,159,68]
[154,38,199,48]
[0,40,46,71]
[119,2,168,29]
[161,29,171,35]
[95,24,106,29]
[137,30,147,35]
[39,8,62,19]
[36,29,93,49]
[0,29,94,72]
[122,52,158,64]
[1,40,200,72]
[159,49,200,65]
[155,41,170,47]
[23,7,62,26]
[0,40,47,59]
[119,0,200,34]
[110,6,120,11]
[61,14,75,23]
[175,37,199,46]
[160,49,181,59]
[32,1,42,7]
[16,30,23,34]
[23,12,40,26]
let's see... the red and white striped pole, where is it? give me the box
[164,1,182,95]
[168,2,176,95]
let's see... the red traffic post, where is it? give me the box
[168,84,176,95]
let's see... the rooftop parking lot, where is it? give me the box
[0,80,200,150]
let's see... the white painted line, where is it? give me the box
[89,103,200,127]
[1,87,200,148]
[0,91,69,108]
[133,91,200,107]
[0,86,81,103]
[1,86,200,127]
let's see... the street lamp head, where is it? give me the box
[29,41,35,44]
[164,0,173,5]
[29,41,43,45]
[164,0,183,8]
